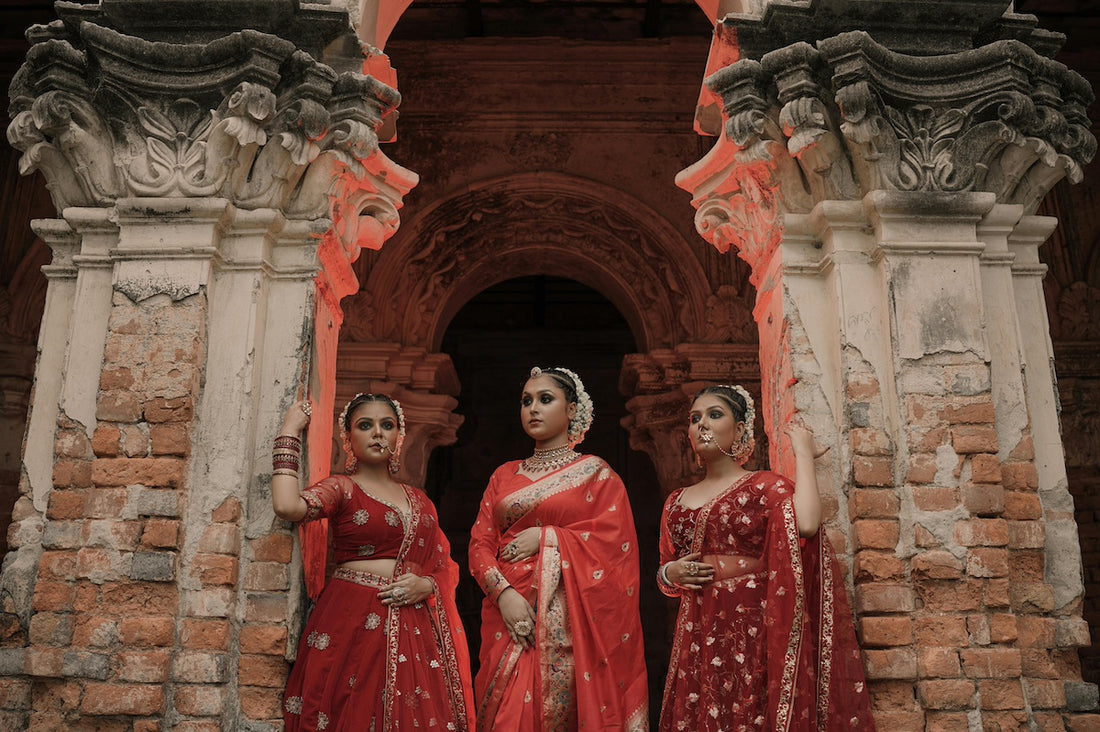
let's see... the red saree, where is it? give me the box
[658,471,874,731]
[469,456,649,731]
[284,476,475,731]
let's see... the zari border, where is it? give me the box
[496,456,602,531]
[774,498,806,732]
[475,642,524,731]
[657,591,692,725]
[381,485,419,731]
[425,575,471,732]
[536,532,575,731]
[625,702,649,732]
[816,536,836,731]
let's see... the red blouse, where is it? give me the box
[300,475,410,565]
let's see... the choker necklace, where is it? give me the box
[522,444,579,473]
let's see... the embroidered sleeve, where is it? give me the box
[468,470,512,603]
[763,473,797,512]
[299,476,348,523]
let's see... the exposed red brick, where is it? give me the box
[244,594,289,624]
[966,547,1009,578]
[863,648,918,680]
[916,580,984,612]
[238,654,290,688]
[850,428,892,456]
[856,584,917,614]
[1017,616,1057,648]
[952,426,999,454]
[1008,551,1045,584]
[978,679,1025,710]
[71,615,118,647]
[954,519,1008,547]
[961,483,1004,517]
[239,686,283,720]
[149,424,189,456]
[210,498,240,523]
[1008,435,1035,461]
[1008,521,1045,549]
[191,554,239,586]
[854,456,894,487]
[912,550,964,580]
[906,453,938,484]
[918,679,975,709]
[52,460,93,489]
[1001,462,1039,491]
[99,367,134,391]
[924,712,971,732]
[243,562,289,592]
[1010,583,1056,613]
[118,616,175,647]
[1024,679,1067,709]
[32,582,75,613]
[37,551,78,581]
[869,680,918,710]
[941,399,996,424]
[144,396,193,423]
[860,616,912,647]
[250,534,293,564]
[873,712,927,729]
[918,647,962,678]
[914,615,969,647]
[970,454,1002,483]
[847,374,880,400]
[96,391,143,423]
[198,524,240,555]
[853,520,899,551]
[180,620,230,651]
[854,551,907,583]
[91,458,185,488]
[80,683,164,716]
[959,648,1022,678]
[912,486,960,512]
[239,625,288,656]
[140,519,180,550]
[173,686,225,717]
[117,650,171,683]
[989,614,1018,644]
[91,425,122,457]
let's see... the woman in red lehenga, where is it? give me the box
[657,385,874,731]
[469,367,649,731]
[270,393,474,731]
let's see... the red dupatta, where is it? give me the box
[765,496,875,731]
[471,456,649,731]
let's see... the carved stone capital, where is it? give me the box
[621,389,697,494]
[7,4,417,263]
[680,9,1096,268]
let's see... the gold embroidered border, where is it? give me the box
[774,498,806,732]
[496,457,601,531]
[537,532,575,731]
[475,642,524,731]
[424,575,471,732]
[625,702,650,732]
[381,485,419,731]
[657,591,692,725]
[816,536,836,731]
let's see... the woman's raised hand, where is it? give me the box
[667,552,715,590]
[786,422,828,459]
[281,399,313,435]
[501,526,541,563]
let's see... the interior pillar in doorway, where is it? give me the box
[678,3,1097,728]
[0,1,416,728]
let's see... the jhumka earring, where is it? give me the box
[343,433,357,473]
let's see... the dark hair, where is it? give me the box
[342,393,402,432]
[529,368,578,404]
[693,385,748,423]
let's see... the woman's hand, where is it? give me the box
[281,399,312,436]
[380,574,433,607]
[787,423,828,459]
[498,587,537,649]
[665,552,714,590]
[501,526,542,563]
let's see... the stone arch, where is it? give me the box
[352,172,711,353]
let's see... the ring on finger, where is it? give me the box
[514,620,533,637]
[300,401,312,417]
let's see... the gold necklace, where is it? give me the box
[521,444,579,473]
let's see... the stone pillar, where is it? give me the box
[0,2,416,729]
[678,2,1097,728]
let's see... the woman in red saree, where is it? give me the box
[469,367,649,731]
[657,385,874,731]
[271,393,475,731]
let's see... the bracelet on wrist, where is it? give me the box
[658,562,674,587]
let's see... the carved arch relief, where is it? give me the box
[349,173,718,353]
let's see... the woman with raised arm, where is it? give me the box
[468,367,649,731]
[272,393,474,731]
[657,385,874,731]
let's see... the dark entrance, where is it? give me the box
[426,274,669,719]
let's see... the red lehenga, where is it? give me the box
[284,475,475,731]
[469,456,649,731]
[658,471,875,731]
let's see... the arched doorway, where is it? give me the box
[425,274,669,712]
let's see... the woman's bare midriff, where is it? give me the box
[338,558,397,579]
